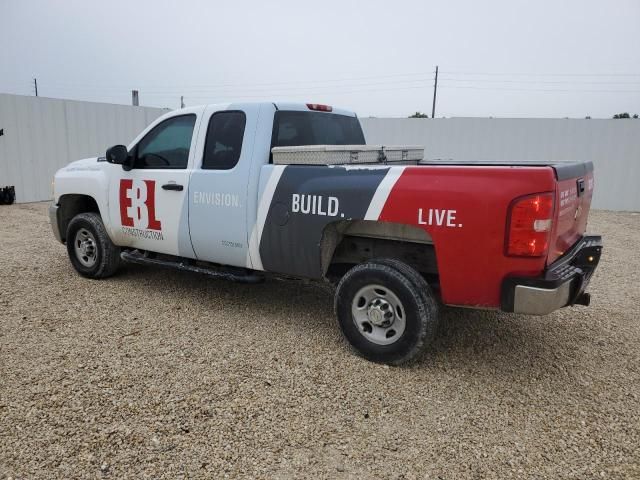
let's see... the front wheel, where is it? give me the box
[66,212,120,279]
[334,259,439,365]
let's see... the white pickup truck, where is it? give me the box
[50,102,601,364]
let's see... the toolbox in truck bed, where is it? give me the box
[271,145,424,165]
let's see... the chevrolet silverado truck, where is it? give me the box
[50,102,602,364]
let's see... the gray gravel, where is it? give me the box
[1,202,639,479]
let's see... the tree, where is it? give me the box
[613,112,632,119]
[409,112,429,118]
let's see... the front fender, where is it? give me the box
[53,159,112,236]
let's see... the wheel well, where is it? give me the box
[321,220,439,283]
[57,194,100,242]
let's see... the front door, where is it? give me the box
[108,113,198,258]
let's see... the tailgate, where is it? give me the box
[548,162,595,264]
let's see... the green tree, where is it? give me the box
[409,112,429,118]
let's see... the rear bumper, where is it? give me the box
[49,203,63,243]
[501,235,602,315]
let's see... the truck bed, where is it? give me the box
[272,143,592,182]
[419,160,593,181]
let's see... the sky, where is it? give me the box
[1,0,639,118]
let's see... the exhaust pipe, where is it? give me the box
[574,292,591,307]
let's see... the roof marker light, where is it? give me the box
[306,103,333,112]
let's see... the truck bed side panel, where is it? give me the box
[379,166,557,306]
[256,164,558,308]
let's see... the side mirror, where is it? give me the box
[105,145,129,165]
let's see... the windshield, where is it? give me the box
[271,111,365,148]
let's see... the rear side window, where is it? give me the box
[202,111,246,170]
[135,114,196,169]
[271,111,365,149]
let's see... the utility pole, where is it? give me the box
[34,78,38,97]
[180,96,185,109]
[131,89,139,106]
[431,66,438,119]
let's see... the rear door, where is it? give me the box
[188,104,260,267]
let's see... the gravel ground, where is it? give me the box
[0,202,639,479]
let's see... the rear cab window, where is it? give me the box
[270,111,365,160]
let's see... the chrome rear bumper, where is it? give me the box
[512,282,572,315]
[501,235,602,315]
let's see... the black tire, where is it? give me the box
[66,212,120,279]
[334,259,439,365]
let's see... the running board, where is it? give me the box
[120,250,264,283]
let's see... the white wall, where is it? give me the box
[1,95,638,211]
[361,117,640,212]
[0,94,165,203]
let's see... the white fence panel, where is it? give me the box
[2,95,638,211]
[361,118,640,211]
[0,94,165,203]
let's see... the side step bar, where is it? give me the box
[120,250,264,284]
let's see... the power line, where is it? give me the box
[10,82,640,105]
[440,77,640,85]
[33,81,640,102]
[6,67,640,113]
[439,85,640,93]
[443,71,640,77]
[40,77,640,96]
[27,70,640,93]
[33,72,437,91]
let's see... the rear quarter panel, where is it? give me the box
[379,166,557,307]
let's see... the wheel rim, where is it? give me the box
[351,284,406,345]
[74,228,98,268]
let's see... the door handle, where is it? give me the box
[162,183,183,191]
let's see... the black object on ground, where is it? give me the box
[0,186,16,205]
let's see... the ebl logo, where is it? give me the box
[119,179,162,230]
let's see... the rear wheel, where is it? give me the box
[334,259,439,365]
[66,213,120,279]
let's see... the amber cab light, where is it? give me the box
[306,103,333,112]
[506,192,554,257]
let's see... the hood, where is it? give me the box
[64,156,101,169]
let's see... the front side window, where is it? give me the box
[202,111,246,170]
[134,114,196,169]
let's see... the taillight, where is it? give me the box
[306,103,332,112]
[506,192,554,257]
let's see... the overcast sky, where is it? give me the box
[1,0,639,118]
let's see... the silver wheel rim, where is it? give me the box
[74,228,98,268]
[351,284,406,345]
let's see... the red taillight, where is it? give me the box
[306,103,332,112]
[506,192,554,257]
